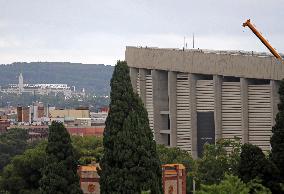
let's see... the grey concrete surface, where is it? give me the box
[126,47,283,80]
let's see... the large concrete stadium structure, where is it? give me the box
[125,46,284,158]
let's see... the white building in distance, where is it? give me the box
[1,73,76,97]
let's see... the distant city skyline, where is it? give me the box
[0,0,283,65]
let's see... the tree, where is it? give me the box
[238,143,282,194]
[0,136,105,194]
[0,128,29,171]
[157,144,194,168]
[71,136,103,165]
[99,61,162,194]
[195,139,241,186]
[40,121,82,194]
[247,179,272,194]
[0,142,46,194]
[271,79,284,182]
[196,174,271,194]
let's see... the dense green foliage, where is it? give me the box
[238,143,282,194]
[1,135,194,193]
[271,79,284,182]
[195,139,241,186]
[40,122,82,194]
[99,61,162,194]
[71,136,103,165]
[0,128,29,171]
[197,174,271,194]
[0,142,46,194]
[0,136,103,194]
[0,62,113,95]
[0,92,109,112]
[157,144,194,170]
[1,127,281,193]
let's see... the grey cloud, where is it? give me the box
[0,0,283,64]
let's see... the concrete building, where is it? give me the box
[126,46,283,157]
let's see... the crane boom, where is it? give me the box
[243,19,282,60]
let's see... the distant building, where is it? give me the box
[67,126,104,137]
[0,119,10,133]
[90,108,108,126]
[14,103,106,137]
[17,106,30,123]
[74,118,92,127]
[0,107,17,125]
[8,125,49,141]
[17,102,47,124]
[49,107,90,122]
[1,73,85,98]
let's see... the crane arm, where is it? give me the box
[243,19,282,60]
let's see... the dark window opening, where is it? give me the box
[167,134,171,146]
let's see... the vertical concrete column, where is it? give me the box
[214,75,222,140]
[168,71,177,147]
[188,73,197,159]
[270,80,279,126]
[152,70,162,144]
[129,67,138,93]
[241,78,249,144]
[138,69,147,105]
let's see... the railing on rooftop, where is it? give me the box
[134,46,283,59]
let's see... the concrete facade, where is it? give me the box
[126,47,281,157]
[126,47,283,80]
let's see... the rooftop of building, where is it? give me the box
[125,46,284,80]
[128,46,284,59]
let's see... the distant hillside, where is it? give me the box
[0,62,114,95]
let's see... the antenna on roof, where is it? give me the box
[193,33,195,49]
[183,36,186,50]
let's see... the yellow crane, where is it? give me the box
[242,19,282,61]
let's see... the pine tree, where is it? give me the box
[40,121,83,194]
[238,143,281,193]
[99,61,162,194]
[271,79,284,182]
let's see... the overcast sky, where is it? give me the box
[0,0,283,65]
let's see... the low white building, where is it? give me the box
[1,73,82,98]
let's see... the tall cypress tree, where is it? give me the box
[40,121,83,194]
[271,80,284,182]
[99,61,162,194]
[238,143,281,193]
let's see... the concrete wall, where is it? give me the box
[126,47,284,80]
[127,47,280,155]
